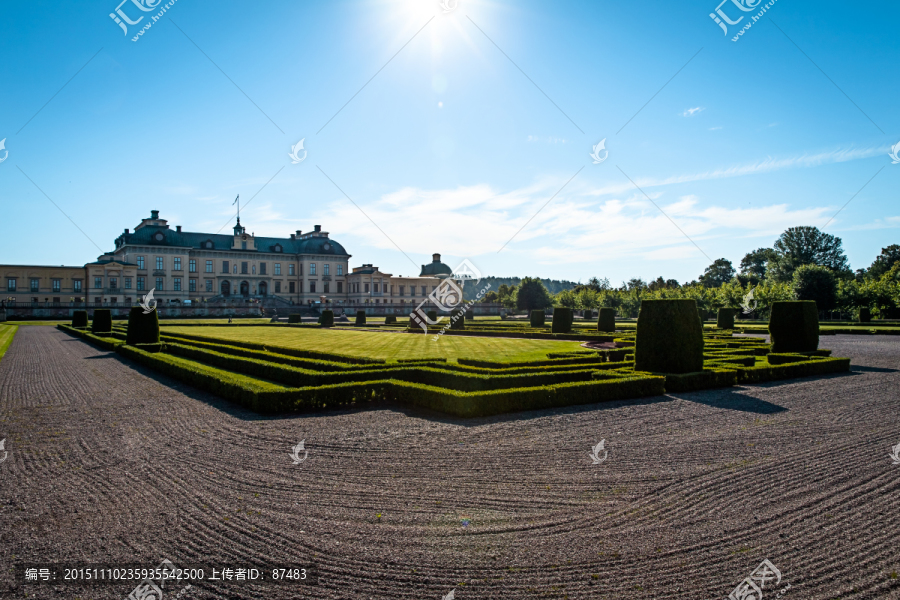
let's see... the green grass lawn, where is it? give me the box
[0,324,18,362]
[164,325,585,362]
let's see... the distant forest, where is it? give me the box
[461,276,577,301]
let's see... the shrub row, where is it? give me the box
[735,357,850,384]
[657,368,738,394]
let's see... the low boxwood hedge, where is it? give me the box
[736,357,849,384]
[659,368,738,393]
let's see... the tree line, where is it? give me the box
[478,226,900,318]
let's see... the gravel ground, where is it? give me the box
[1,327,899,600]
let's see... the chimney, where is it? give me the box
[433,253,441,262]
[151,210,159,219]
[290,234,296,240]
[176,225,182,233]
[124,228,129,234]
[296,230,302,236]
[314,225,322,232]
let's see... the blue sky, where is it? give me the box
[1,0,897,284]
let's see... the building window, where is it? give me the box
[241,262,248,274]
[52,279,61,292]
[189,259,197,273]
[222,261,230,273]
[233,265,237,274]
[399,285,404,296]
[324,283,330,294]
[420,286,425,295]
[337,265,343,276]
[275,263,281,275]
[95,298,102,306]
[205,260,213,273]
[174,257,182,271]
[310,263,316,275]
[125,278,132,289]
[289,282,295,294]
[137,277,145,291]
[94,277,103,289]
[137,256,145,270]
[6,279,15,292]
[364,283,370,293]
[205,280,213,292]
[241,241,247,250]
[252,265,256,275]
[310,281,316,293]
[289,264,295,276]
[173,278,182,291]
[74,280,82,292]
[260,263,266,275]
[324,264,330,276]
[189,279,197,292]
[373,283,379,293]
[31,279,40,292]
[156,257,164,270]
[275,281,281,293]
[337,282,343,293]
[156,278,164,291]
[109,278,118,290]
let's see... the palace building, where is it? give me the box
[2,210,460,313]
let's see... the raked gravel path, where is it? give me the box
[1,326,899,599]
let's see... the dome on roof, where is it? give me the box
[420,253,453,278]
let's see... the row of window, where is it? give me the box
[350,283,436,296]
[6,279,81,293]
[134,256,343,277]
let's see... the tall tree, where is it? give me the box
[792,264,838,311]
[868,244,900,279]
[740,247,776,279]
[769,226,850,282]
[699,258,735,288]
[515,277,553,312]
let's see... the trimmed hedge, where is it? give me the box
[661,368,737,393]
[551,307,574,334]
[466,309,474,321]
[769,301,819,353]
[597,308,616,333]
[91,309,112,334]
[58,325,122,351]
[530,310,546,327]
[355,310,366,326]
[126,307,160,345]
[72,311,88,328]
[288,314,303,323]
[634,299,704,374]
[450,308,465,330]
[385,315,397,325]
[858,307,871,323]
[736,357,850,384]
[320,310,334,327]
[716,308,735,330]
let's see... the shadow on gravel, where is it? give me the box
[850,365,899,373]
[677,389,787,414]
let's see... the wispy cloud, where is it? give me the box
[682,106,705,117]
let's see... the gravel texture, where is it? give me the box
[1,326,899,599]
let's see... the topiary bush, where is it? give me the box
[126,307,160,345]
[551,307,573,333]
[858,307,871,323]
[288,314,302,323]
[716,308,735,330]
[320,310,334,327]
[769,301,819,353]
[72,310,88,328]
[634,299,704,374]
[385,315,397,325]
[355,310,367,326]
[530,310,545,327]
[91,309,112,334]
[465,309,474,321]
[450,308,465,330]
[597,308,616,332]
[427,310,438,323]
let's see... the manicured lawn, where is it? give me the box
[0,324,18,361]
[163,325,584,362]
